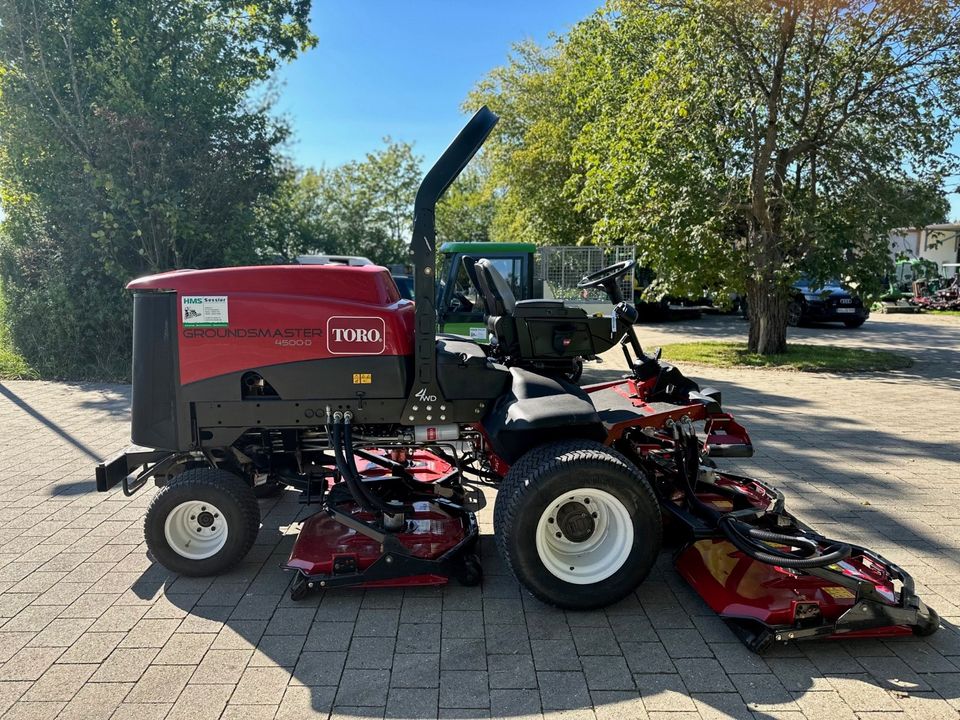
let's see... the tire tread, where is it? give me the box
[493,439,660,609]
[144,467,260,576]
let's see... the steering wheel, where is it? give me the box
[577,260,636,290]
[577,260,636,304]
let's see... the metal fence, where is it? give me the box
[537,245,635,305]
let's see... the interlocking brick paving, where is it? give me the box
[0,313,957,719]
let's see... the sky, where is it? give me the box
[273,0,602,170]
[275,1,960,220]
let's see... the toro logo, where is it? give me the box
[327,316,386,355]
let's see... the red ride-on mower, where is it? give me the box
[96,107,938,652]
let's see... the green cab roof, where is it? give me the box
[439,242,537,255]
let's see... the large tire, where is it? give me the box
[493,440,661,610]
[145,468,260,576]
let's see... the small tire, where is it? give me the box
[289,573,310,602]
[455,554,483,587]
[145,468,260,577]
[843,318,867,329]
[562,359,584,385]
[493,440,661,610]
[786,301,803,327]
[912,607,940,637]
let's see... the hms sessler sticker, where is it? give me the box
[182,296,229,327]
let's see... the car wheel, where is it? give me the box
[145,468,260,576]
[786,301,803,327]
[494,440,661,610]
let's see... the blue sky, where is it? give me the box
[273,1,960,221]
[273,0,602,169]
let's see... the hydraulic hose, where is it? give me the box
[329,421,392,515]
[672,428,850,569]
[339,418,413,515]
[719,516,852,569]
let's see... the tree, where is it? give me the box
[436,164,496,244]
[0,0,314,378]
[468,38,598,246]
[473,1,960,352]
[309,139,421,266]
[255,168,332,262]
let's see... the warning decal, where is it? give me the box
[182,296,229,327]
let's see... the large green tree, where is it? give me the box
[474,0,959,353]
[255,168,332,262]
[311,139,421,267]
[436,164,496,244]
[0,0,314,378]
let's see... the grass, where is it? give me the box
[660,341,912,373]
[929,310,960,317]
[0,292,38,380]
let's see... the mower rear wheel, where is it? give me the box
[494,440,661,610]
[145,468,260,576]
[454,554,483,587]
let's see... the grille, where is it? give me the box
[537,246,636,305]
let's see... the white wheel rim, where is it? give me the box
[535,488,633,585]
[163,501,228,560]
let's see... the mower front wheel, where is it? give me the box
[145,468,260,577]
[494,440,661,610]
[912,606,940,637]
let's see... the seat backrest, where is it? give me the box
[476,259,517,315]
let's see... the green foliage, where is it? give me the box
[0,0,315,379]
[436,164,496,244]
[660,341,912,373]
[314,139,421,267]
[255,168,332,262]
[472,0,960,353]
[258,139,497,266]
[468,38,599,246]
[0,284,38,379]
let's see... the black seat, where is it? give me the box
[472,258,588,354]
[481,368,604,462]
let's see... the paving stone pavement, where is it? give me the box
[0,313,958,719]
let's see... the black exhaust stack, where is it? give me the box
[402,106,499,424]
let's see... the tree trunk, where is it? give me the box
[746,276,788,354]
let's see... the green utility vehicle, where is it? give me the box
[436,242,539,341]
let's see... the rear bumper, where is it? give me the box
[95,445,172,493]
[804,302,869,322]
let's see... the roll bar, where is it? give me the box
[403,106,499,423]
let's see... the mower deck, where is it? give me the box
[284,451,480,597]
[286,502,479,595]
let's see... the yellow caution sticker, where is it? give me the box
[823,586,855,599]
[352,373,373,385]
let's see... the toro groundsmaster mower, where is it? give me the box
[96,107,938,652]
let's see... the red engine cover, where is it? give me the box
[127,265,414,385]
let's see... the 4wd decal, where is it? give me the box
[415,387,437,403]
[327,316,386,355]
[182,296,228,327]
